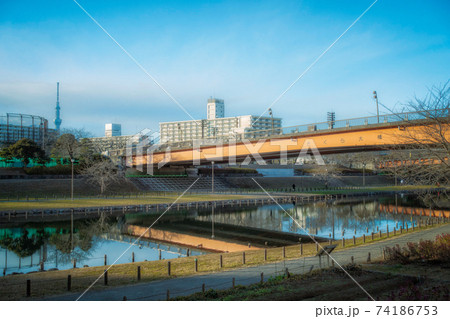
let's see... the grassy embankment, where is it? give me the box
[0,222,447,300]
[174,264,449,301]
[290,185,444,195]
[0,193,265,211]
[176,233,450,301]
[1,184,445,211]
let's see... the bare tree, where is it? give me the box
[381,81,450,207]
[60,127,93,140]
[82,157,123,194]
[51,134,79,160]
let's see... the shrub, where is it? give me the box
[203,289,219,299]
[24,164,80,175]
[385,244,411,264]
[417,240,435,260]
[434,234,450,260]
[386,282,449,301]
[385,234,450,263]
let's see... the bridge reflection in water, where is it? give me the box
[188,195,434,241]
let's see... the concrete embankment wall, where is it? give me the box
[127,225,261,253]
[225,175,394,189]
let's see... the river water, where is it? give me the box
[0,194,431,276]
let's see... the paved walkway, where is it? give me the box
[46,224,450,301]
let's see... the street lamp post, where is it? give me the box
[71,158,75,201]
[268,108,274,135]
[373,91,379,123]
[211,161,215,193]
[362,163,366,187]
[177,123,183,142]
[211,206,215,239]
[71,210,74,252]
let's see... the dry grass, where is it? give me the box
[0,222,446,300]
[0,194,263,211]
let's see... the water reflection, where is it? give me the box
[0,213,204,276]
[194,197,423,240]
[0,195,432,276]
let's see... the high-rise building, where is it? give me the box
[159,99,282,143]
[207,98,225,120]
[105,123,121,137]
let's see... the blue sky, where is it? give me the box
[0,0,449,137]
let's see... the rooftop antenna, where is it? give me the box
[54,82,62,131]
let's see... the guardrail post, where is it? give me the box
[282,246,286,259]
[219,255,223,268]
[260,272,264,284]
[167,261,171,276]
[194,258,198,272]
[104,269,108,285]
[353,236,356,245]
[137,266,141,281]
[367,252,371,262]
[132,252,135,263]
[264,249,267,261]
[242,252,246,264]
[342,238,345,247]
[363,234,365,243]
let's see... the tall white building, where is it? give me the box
[159,99,282,143]
[207,98,225,119]
[105,123,121,137]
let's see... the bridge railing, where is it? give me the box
[136,108,449,152]
[242,108,448,140]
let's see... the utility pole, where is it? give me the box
[373,91,379,123]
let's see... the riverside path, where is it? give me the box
[45,223,450,301]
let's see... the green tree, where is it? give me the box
[0,138,46,167]
[0,229,48,258]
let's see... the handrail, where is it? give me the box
[147,108,449,151]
